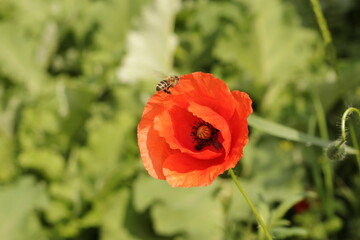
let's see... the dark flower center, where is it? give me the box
[196,125,211,140]
[191,121,222,151]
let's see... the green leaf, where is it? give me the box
[227,138,308,223]
[270,192,317,227]
[75,108,138,201]
[0,89,21,137]
[19,149,65,180]
[117,0,181,83]
[44,199,71,224]
[0,177,48,240]
[272,226,308,239]
[80,187,158,240]
[78,110,137,177]
[214,0,317,83]
[18,93,61,151]
[248,114,357,154]
[0,137,17,182]
[0,24,45,95]
[133,173,225,240]
[213,0,329,118]
[100,189,141,240]
[91,0,149,53]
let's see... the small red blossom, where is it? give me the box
[137,72,252,187]
[293,199,311,214]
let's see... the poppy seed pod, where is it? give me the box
[326,140,346,161]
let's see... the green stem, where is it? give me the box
[310,0,340,79]
[312,94,334,217]
[341,107,360,143]
[322,157,334,217]
[307,116,325,206]
[341,107,360,172]
[309,0,332,45]
[229,169,273,240]
[313,94,329,140]
[349,124,360,173]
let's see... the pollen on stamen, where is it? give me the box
[197,125,211,139]
[190,121,223,151]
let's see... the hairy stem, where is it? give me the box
[229,169,273,240]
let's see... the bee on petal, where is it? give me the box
[156,75,179,94]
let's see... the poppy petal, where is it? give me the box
[154,105,223,160]
[223,91,253,168]
[163,153,225,187]
[172,72,235,120]
[222,108,249,169]
[137,94,174,179]
[187,101,231,156]
[231,91,253,117]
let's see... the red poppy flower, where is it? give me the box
[137,72,252,187]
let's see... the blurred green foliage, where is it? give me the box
[0,0,359,239]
